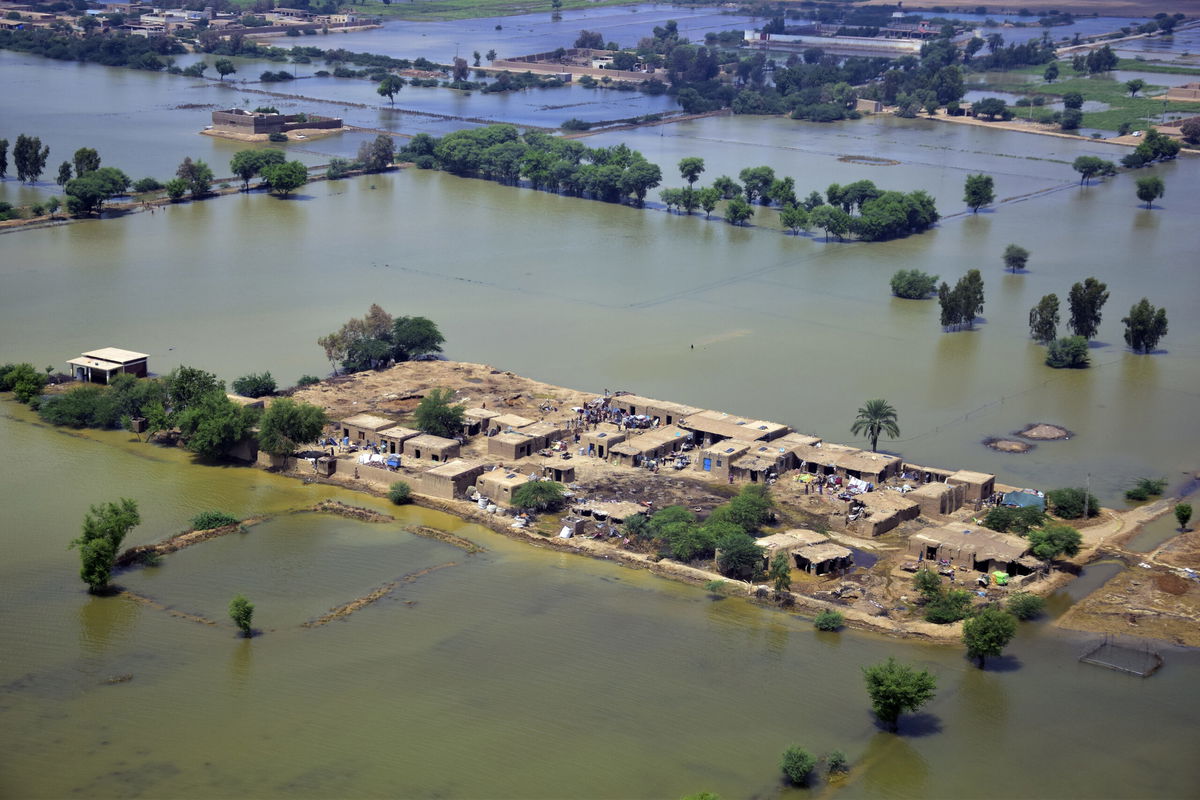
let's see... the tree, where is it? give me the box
[715,530,762,579]
[814,609,844,631]
[1135,176,1164,209]
[1045,336,1090,368]
[69,498,141,593]
[358,135,395,173]
[809,204,850,241]
[229,594,254,637]
[164,178,188,201]
[377,74,405,104]
[1176,503,1193,532]
[1043,62,1059,82]
[1046,487,1099,520]
[890,270,938,299]
[0,138,7,177]
[176,391,254,458]
[769,553,792,597]
[414,387,465,438]
[778,204,808,234]
[738,166,774,204]
[1007,592,1045,620]
[850,398,900,452]
[1060,108,1083,131]
[64,167,131,216]
[1125,78,1146,97]
[697,187,720,219]
[261,161,308,197]
[862,657,936,732]
[511,480,566,512]
[1002,244,1029,273]
[1071,156,1115,185]
[176,156,214,198]
[913,568,942,601]
[766,177,797,208]
[1028,294,1059,344]
[962,607,1017,667]
[618,160,662,206]
[1181,118,1200,144]
[963,173,994,213]
[780,747,816,786]
[230,149,284,191]
[13,134,50,183]
[973,97,1008,120]
[1062,92,1084,110]
[72,147,101,177]
[678,156,704,187]
[1068,277,1109,340]
[257,398,327,456]
[389,481,412,505]
[723,196,753,226]
[711,175,740,199]
[925,588,972,623]
[1122,298,1168,353]
[56,161,72,186]
[0,363,47,404]
[1029,522,1082,560]
[392,315,444,361]
[486,49,497,62]
[215,58,236,80]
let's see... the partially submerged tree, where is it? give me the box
[69,498,141,593]
[961,606,1017,667]
[1135,176,1164,209]
[229,594,254,637]
[780,746,816,786]
[1122,298,1168,353]
[1067,278,1109,341]
[257,398,327,456]
[862,657,936,732]
[1028,294,1059,344]
[963,173,994,213]
[377,73,405,104]
[769,553,792,598]
[1002,244,1029,273]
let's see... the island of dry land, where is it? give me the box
[227,360,1197,644]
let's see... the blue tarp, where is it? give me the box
[1003,491,1045,510]
[386,456,401,467]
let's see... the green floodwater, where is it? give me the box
[2,48,1200,798]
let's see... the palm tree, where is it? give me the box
[850,399,900,452]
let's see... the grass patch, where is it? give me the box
[976,71,1197,131]
[1117,58,1200,76]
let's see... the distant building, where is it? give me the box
[211,108,343,135]
[66,348,149,384]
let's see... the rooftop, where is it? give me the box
[492,413,534,429]
[423,459,483,478]
[758,529,829,550]
[340,413,397,431]
[463,407,499,421]
[80,347,148,364]
[913,525,1029,562]
[798,542,853,563]
[379,426,420,440]
[407,433,459,450]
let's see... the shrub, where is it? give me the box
[388,481,412,505]
[1045,336,1090,369]
[1046,487,1099,519]
[890,269,939,299]
[561,118,592,131]
[326,158,352,180]
[37,385,120,428]
[814,609,845,631]
[192,510,239,530]
[413,155,437,169]
[1006,592,1045,620]
[1125,477,1167,502]
[268,132,288,143]
[511,480,564,511]
[983,506,1045,534]
[827,750,849,774]
[296,375,321,387]
[704,579,725,594]
[164,178,188,200]
[781,746,816,786]
[925,588,973,623]
[132,177,163,193]
[0,363,48,404]
[231,371,277,398]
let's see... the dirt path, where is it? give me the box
[302,561,458,627]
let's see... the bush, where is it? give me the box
[925,588,973,623]
[192,510,239,530]
[164,178,188,201]
[0,363,48,404]
[388,481,412,505]
[231,371,277,398]
[296,375,321,387]
[1125,477,1166,502]
[781,746,816,786]
[1045,336,1090,369]
[827,750,849,774]
[983,506,1045,535]
[1006,592,1045,620]
[326,157,352,180]
[1046,487,1099,519]
[890,269,939,299]
[561,118,592,131]
[132,177,163,193]
[413,155,437,169]
[511,480,565,511]
[814,609,844,631]
[268,132,288,143]
[37,385,120,428]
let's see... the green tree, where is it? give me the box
[1175,503,1192,532]
[13,133,50,184]
[913,568,942,601]
[229,594,254,637]
[1068,277,1109,340]
[925,588,973,623]
[962,607,1017,667]
[176,391,254,458]
[723,196,753,226]
[697,186,720,219]
[619,160,662,207]
[850,398,900,452]
[737,166,774,204]
[1071,155,1115,185]
[358,135,395,173]
[963,173,994,213]
[1121,298,1168,354]
[215,58,236,80]
[377,73,405,104]
[229,149,284,191]
[414,387,465,438]
[1045,336,1090,368]
[678,156,704,187]
[1043,62,1059,82]
[1028,522,1082,560]
[1046,487,1098,519]
[809,204,850,241]
[766,176,797,208]
[0,138,7,178]
[192,510,238,530]
[261,160,308,197]
[814,609,844,631]
[389,481,412,505]
[715,530,763,579]
[72,147,101,176]
[257,398,327,456]
[778,203,808,234]
[780,746,816,786]
[56,160,72,186]
[165,365,224,411]
[1007,592,1045,620]
[1135,176,1164,209]
[973,97,1008,120]
[1060,108,1083,131]
[231,372,276,398]
[69,498,141,593]
[890,269,939,299]
[1062,92,1084,110]
[769,553,792,597]
[1002,244,1029,272]
[1125,78,1146,97]
[64,167,131,216]
[711,175,741,199]
[1029,294,1059,343]
[511,480,566,512]
[862,657,936,732]
[176,156,214,198]
[392,315,444,361]
[164,178,188,201]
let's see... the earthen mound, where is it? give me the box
[1017,423,1071,441]
[984,437,1034,453]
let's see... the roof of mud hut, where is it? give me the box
[341,413,398,432]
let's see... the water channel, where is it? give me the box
[1,20,1198,797]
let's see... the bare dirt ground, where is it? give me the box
[1056,567,1200,646]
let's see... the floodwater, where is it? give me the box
[2,42,1200,798]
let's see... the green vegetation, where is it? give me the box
[925,588,973,624]
[1028,522,1082,560]
[229,594,254,637]
[191,510,239,530]
[891,270,941,300]
[850,398,900,453]
[1122,298,1168,354]
[388,481,412,505]
[257,398,327,456]
[357,135,395,173]
[780,746,816,786]
[1045,336,1090,369]
[0,362,48,404]
[65,166,131,216]
[862,657,936,732]
[1135,176,1164,209]
[296,375,322,388]
[1006,592,1045,620]
[1068,278,1109,341]
[1002,244,1029,273]
[69,498,141,593]
[318,305,444,374]
[938,269,985,331]
[813,609,844,631]
[827,750,849,775]
[1072,156,1116,186]
[913,568,942,601]
[13,133,49,184]
[769,553,792,597]
[962,607,1017,667]
[1176,503,1192,532]
[1029,294,1059,344]
[1125,477,1167,502]
[261,161,308,197]
[377,73,405,104]
[981,506,1045,535]
[414,388,465,439]
[231,372,276,398]
[1046,487,1099,519]
[511,480,566,512]
[176,156,214,199]
[230,150,286,192]
[176,390,255,458]
[963,173,994,212]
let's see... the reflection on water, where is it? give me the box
[77,592,139,657]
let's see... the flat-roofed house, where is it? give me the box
[340,413,397,443]
[908,525,1034,574]
[608,425,690,467]
[489,431,537,460]
[609,395,702,426]
[678,409,790,447]
[908,481,964,516]
[475,469,535,508]
[730,442,793,483]
[404,434,461,465]
[416,460,485,500]
[379,425,420,455]
[462,407,499,437]
[67,348,149,383]
[947,470,996,504]
[694,440,751,481]
[580,425,624,458]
